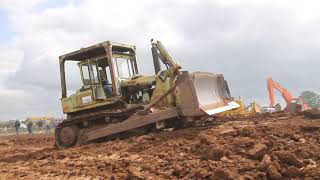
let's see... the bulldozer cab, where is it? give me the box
[78,54,136,98]
[78,59,108,100]
[59,41,138,114]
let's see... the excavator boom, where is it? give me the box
[267,78,276,107]
[267,77,293,107]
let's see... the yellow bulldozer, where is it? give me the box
[55,39,240,147]
[219,98,261,117]
[24,117,55,131]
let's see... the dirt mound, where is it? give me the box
[304,109,320,119]
[0,114,319,179]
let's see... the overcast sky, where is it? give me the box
[0,0,319,120]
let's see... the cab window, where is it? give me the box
[89,62,100,84]
[113,57,134,79]
[81,64,90,85]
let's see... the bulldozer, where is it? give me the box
[55,39,239,147]
[219,98,261,117]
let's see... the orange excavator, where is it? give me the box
[267,77,310,114]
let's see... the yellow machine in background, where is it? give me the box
[24,117,55,128]
[23,117,56,133]
[219,98,261,116]
[25,117,55,123]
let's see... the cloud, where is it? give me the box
[0,0,42,12]
[0,0,319,119]
[0,41,24,77]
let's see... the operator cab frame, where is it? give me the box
[59,41,138,113]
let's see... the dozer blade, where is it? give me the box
[192,72,239,115]
[177,71,239,116]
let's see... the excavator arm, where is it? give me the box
[267,77,293,107]
[267,78,276,107]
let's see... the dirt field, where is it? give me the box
[0,113,319,179]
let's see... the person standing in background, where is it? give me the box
[14,120,20,135]
[45,121,51,134]
[27,120,33,134]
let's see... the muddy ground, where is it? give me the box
[0,113,319,179]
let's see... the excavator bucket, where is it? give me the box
[178,72,239,116]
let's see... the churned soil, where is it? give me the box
[0,113,319,179]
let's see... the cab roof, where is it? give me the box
[59,41,136,61]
